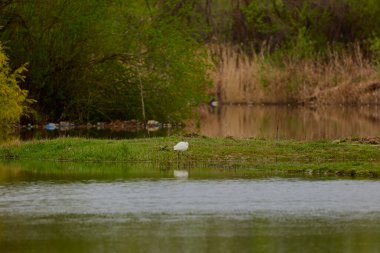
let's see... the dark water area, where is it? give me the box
[0,162,380,252]
[5,105,380,142]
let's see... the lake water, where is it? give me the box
[7,105,380,141]
[197,105,380,139]
[0,162,380,252]
[2,105,380,252]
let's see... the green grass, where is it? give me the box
[0,137,380,177]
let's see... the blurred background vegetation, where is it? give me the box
[1,0,380,125]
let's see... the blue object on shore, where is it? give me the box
[45,123,56,131]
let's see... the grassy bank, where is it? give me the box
[1,137,380,177]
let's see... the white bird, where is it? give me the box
[173,141,189,163]
[173,141,189,152]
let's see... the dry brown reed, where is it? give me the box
[210,44,380,105]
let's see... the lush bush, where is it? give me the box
[0,0,210,123]
[0,42,29,126]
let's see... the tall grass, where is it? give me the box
[210,44,380,104]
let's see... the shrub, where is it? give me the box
[0,43,30,126]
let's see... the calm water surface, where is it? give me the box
[0,162,380,252]
[198,105,380,139]
[7,105,380,141]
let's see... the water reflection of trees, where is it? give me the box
[198,105,380,140]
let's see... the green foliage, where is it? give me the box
[285,27,316,60]
[0,42,30,126]
[243,0,330,54]
[0,0,211,123]
[369,37,380,69]
[1,0,115,121]
[238,0,380,58]
[346,0,380,39]
[102,0,211,122]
